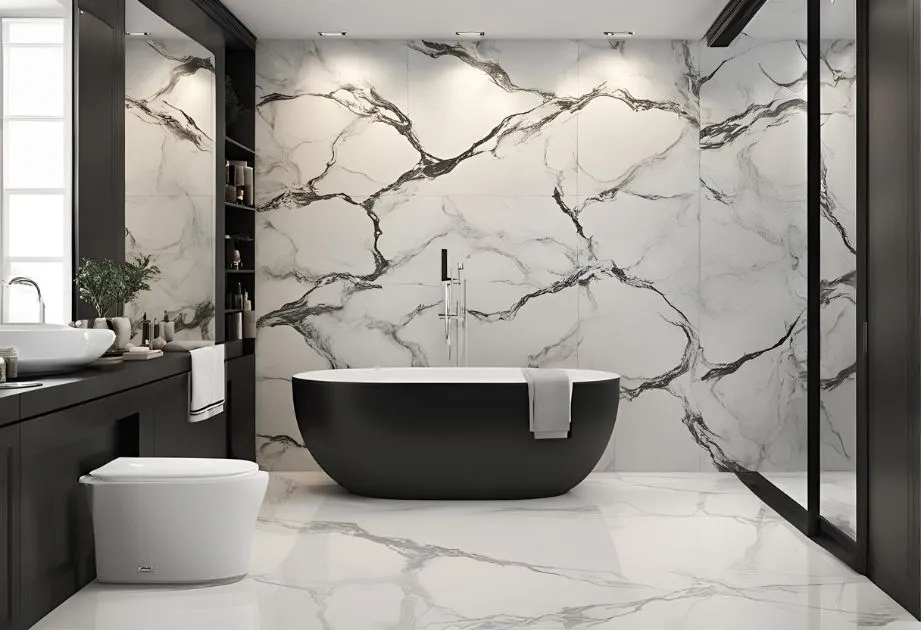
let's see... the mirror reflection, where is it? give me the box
[124,0,215,340]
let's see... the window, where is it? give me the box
[1,17,71,323]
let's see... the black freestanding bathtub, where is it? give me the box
[292,368,620,499]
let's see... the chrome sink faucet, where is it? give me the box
[437,249,467,367]
[7,276,46,324]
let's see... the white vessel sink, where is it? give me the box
[0,324,116,375]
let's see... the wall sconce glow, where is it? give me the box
[125,32,151,36]
[603,31,635,38]
[318,31,347,37]
[455,31,486,37]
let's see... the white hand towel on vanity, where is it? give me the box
[189,344,225,422]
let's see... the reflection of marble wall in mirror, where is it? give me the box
[124,35,215,340]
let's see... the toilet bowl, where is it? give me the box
[80,457,269,584]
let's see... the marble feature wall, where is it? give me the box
[254,39,856,473]
[818,40,857,474]
[698,40,810,473]
[125,39,216,339]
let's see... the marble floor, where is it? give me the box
[32,472,919,630]
[766,471,859,539]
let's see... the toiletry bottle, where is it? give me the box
[234,283,243,310]
[141,312,149,346]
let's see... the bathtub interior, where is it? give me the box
[293,368,620,384]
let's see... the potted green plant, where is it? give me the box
[75,257,121,320]
[75,256,161,352]
[114,255,161,308]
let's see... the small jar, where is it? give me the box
[0,347,18,380]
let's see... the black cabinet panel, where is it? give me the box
[867,0,921,616]
[227,355,255,461]
[73,0,125,320]
[0,425,19,630]
[149,373,226,458]
[19,391,143,629]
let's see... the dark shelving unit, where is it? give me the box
[220,39,256,351]
[226,136,255,156]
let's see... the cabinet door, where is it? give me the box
[227,355,255,461]
[151,373,227,458]
[0,424,19,630]
[19,390,144,629]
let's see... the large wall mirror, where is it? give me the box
[124,0,215,340]
[0,0,71,324]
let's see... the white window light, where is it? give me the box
[1,16,72,324]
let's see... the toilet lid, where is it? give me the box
[88,457,259,482]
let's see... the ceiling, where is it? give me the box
[125,0,188,39]
[220,0,729,40]
[220,0,856,41]
[744,0,856,39]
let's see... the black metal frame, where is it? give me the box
[735,0,869,576]
[704,0,769,47]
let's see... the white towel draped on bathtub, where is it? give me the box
[522,368,573,439]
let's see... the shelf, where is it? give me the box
[225,136,255,155]
[225,269,255,274]
[225,201,255,211]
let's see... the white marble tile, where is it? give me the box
[124,195,215,340]
[466,280,579,368]
[254,37,858,479]
[31,473,914,630]
[697,39,812,473]
[125,37,215,339]
[406,40,579,197]
[819,39,858,480]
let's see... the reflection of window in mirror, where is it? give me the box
[0,7,71,324]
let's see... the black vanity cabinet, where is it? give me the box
[0,424,19,630]
[0,351,256,629]
[19,389,147,628]
[141,374,227,459]
[227,354,256,461]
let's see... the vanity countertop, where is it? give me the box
[0,340,247,427]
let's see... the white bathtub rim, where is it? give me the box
[293,367,620,384]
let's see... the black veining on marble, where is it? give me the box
[256,40,857,472]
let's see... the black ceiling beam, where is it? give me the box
[704,0,768,47]
[191,0,257,50]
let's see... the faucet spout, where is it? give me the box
[7,276,46,324]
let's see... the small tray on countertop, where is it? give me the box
[123,349,164,361]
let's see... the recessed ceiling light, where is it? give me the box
[125,32,151,37]
[604,31,635,38]
[318,31,347,37]
[455,31,486,37]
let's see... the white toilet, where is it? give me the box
[80,457,269,584]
